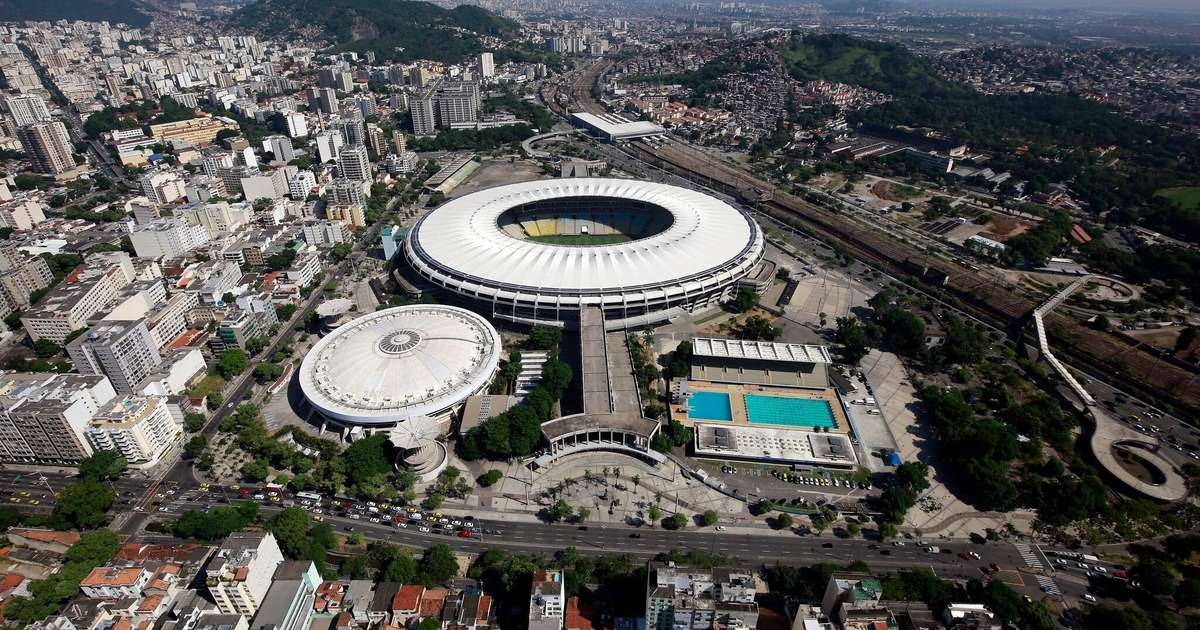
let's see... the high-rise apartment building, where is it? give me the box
[410,88,437,136]
[4,94,52,126]
[85,395,180,467]
[437,80,481,128]
[18,121,75,175]
[302,220,349,247]
[336,145,371,182]
[328,178,368,206]
[139,170,187,204]
[205,532,286,618]
[333,118,365,147]
[0,373,117,465]
[283,111,307,138]
[314,130,344,164]
[0,243,53,313]
[67,318,163,395]
[128,218,210,259]
[261,135,295,163]
[365,123,386,156]
[21,253,136,343]
[288,171,316,200]
[478,52,495,78]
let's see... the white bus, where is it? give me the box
[296,492,323,504]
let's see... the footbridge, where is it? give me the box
[1034,277,1187,501]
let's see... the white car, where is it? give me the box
[715,526,727,531]
[1082,593,1097,604]
[419,526,430,533]
[1095,566,1107,574]
[892,541,905,547]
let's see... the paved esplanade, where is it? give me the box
[1035,278,1187,501]
[540,307,661,464]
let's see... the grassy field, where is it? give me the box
[529,234,633,246]
[189,374,226,398]
[1156,186,1200,210]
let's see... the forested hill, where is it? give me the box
[229,0,518,63]
[0,0,150,26]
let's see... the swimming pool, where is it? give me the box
[688,391,732,421]
[743,395,837,429]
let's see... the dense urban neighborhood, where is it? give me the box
[0,1,1197,630]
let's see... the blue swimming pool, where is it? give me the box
[688,391,733,421]
[743,395,837,429]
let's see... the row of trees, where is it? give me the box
[459,349,573,461]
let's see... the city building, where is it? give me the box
[149,116,239,147]
[410,89,437,136]
[249,561,322,630]
[181,201,254,238]
[67,319,163,395]
[283,111,307,138]
[820,574,891,630]
[284,252,322,289]
[337,145,371,182]
[303,220,349,247]
[85,396,181,468]
[328,178,368,206]
[205,532,286,618]
[645,562,759,630]
[0,373,117,465]
[4,94,52,126]
[478,52,495,78]
[0,243,53,312]
[240,168,290,201]
[380,224,403,260]
[17,121,76,175]
[0,199,47,231]
[326,203,366,229]
[529,570,565,630]
[262,135,296,163]
[140,171,188,205]
[943,603,1000,630]
[288,171,316,200]
[21,254,136,343]
[79,566,150,600]
[315,131,344,164]
[128,219,210,259]
[570,112,665,142]
[215,310,268,351]
[437,80,481,128]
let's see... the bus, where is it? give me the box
[296,492,323,504]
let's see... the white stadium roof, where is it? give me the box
[408,178,759,294]
[692,337,832,365]
[298,305,502,426]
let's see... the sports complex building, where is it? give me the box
[297,304,502,429]
[402,178,766,329]
[670,338,859,469]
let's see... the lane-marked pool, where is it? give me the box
[743,394,837,429]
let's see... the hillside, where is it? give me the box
[0,0,150,26]
[229,0,518,63]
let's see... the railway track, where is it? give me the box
[624,141,1200,415]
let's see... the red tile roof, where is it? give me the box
[392,584,424,612]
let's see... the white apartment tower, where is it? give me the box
[18,121,75,175]
[67,318,163,395]
[205,532,286,618]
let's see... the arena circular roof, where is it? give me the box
[407,178,761,294]
[298,305,502,426]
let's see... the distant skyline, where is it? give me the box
[907,0,1200,14]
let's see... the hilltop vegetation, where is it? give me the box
[0,0,149,27]
[229,0,518,63]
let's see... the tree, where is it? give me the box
[33,339,61,358]
[268,508,316,558]
[548,499,573,523]
[847,521,862,537]
[417,544,459,585]
[647,504,663,524]
[216,349,249,378]
[240,459,269,483]
[253,362,284,383]
[732,287,759,312]
[184,435,207,459]
[700,510,718,527]
[184,413,206,432]
[275,303,297,321]
[1174,579,1200,610]
[835,317,872,364]
[477,469,503,487]
[810,515,828,534]
[667,513,688,530]
[78,451,127,481]
[53,480,114,529]
[1131,558,1176,596]
[733,315,781,341]
[669,340,694,378]
[526,325,562,350]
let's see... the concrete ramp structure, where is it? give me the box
[1034,277,1187,502]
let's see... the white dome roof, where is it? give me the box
[298,305,502,426]
[408,178,759,293]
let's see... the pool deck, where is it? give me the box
[670,381,850,435]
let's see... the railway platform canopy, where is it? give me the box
[570,112,665,142]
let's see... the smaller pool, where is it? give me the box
[744,395,836,429]
[688,391,732,421]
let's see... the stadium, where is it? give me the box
[402,178,766,328]
[297,305,502,429]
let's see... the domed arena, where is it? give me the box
[403,178,765,327]
[297,304,502,428]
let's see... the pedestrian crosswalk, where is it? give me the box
[1014,542,1043,568]
[1035,575,1062,596]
